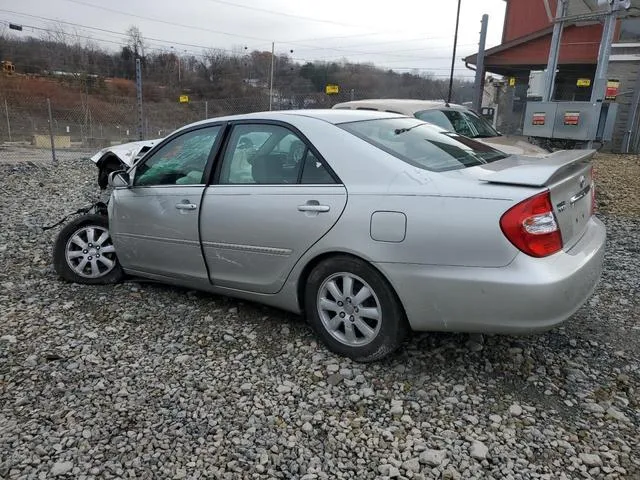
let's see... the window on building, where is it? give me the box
[619,18,640,43]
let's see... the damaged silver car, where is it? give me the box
[55,109,605,361]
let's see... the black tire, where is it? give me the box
[53,214,124,285]
[305,255,408,362]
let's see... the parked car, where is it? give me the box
[55,109,605,361]
[333,99,550,156]
[90,139,161,189]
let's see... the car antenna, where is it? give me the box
[446,0,462,108]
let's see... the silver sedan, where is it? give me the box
[53,110,606,361]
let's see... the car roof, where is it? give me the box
[332,99,467,115]
[175,108,407,133]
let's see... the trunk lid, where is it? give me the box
[473,149,595,249]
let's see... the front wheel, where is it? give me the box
[305,256,408,362]
[53,214,124,284]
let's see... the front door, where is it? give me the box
[200,122,347,294]
[110,125,223,281]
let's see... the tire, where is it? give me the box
[53,214,124,285]
[305,255,408,362]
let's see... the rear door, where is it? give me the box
[200,122,347,294]
[110,125,223,281]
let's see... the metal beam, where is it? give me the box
[590,9,618,102]
[473,15,489,112]
[622,66,640,152]
[543,0,568,102]
[447,0,462,106]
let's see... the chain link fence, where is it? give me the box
[0,86,371,166]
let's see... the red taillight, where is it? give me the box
[500,190,563,258]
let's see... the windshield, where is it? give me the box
[416,109,499,138]
[339,118,507,172]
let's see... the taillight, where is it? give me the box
[500,190,563,258]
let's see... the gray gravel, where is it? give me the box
[1,157,639,479]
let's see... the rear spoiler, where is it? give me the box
[479,150,596,187]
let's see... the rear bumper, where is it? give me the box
[375,217,606,334]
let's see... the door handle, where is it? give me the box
[175,203,197,211]
[298,204,330,213]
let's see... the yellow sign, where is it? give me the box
[577,78,591,87]
[508,77,516,87]
[325,84,340,95]
[179,95,189,103]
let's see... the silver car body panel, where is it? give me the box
[200,184,347,293]
[109,185,207,281]
[107,110,605,334]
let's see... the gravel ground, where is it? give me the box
[1,153,638,479]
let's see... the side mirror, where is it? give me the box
[108,170,130,188]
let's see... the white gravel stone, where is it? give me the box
[489,414,502,424]
[419,449,447,466]
[580,453,603,467]
[509,404,523,417]
[402,457,420,473]
[51,461,73,476]
[606,407,629,422]
[470,440,489,460]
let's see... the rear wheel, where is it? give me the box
[53,214,124,284]
[305,255,408,362]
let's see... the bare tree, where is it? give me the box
[125,25,145,59]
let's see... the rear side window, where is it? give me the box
[417,109,499,139]
[415,110,455,131]
[339,118,507,172]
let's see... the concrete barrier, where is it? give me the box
[32,135,71,148]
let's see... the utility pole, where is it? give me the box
[269,42,275,111]
[472,14,489,112]
[205,100,208,119]
[543,0,567,102]
[446,0,462,106]
[4,98,11,142]
[136,58,143,140]
[46,98,57,166]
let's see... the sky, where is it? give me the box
[1,0,507,80]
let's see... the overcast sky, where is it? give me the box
[2,0,506,79]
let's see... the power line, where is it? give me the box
[3,9,479,65]
[60,0,275,43]
[1,12,477,79]
[0,11,266,55]
[3,8,462,62]
[58,0,476,57]
[202,0,370,29]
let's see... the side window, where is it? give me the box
[442,111,476,137]
[301,151,336,184]
[133,126,220,186]
[220,124,306,184]
[415,110,455,131]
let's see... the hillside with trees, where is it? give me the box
[1,25,473,104]
[0,25,474,143]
